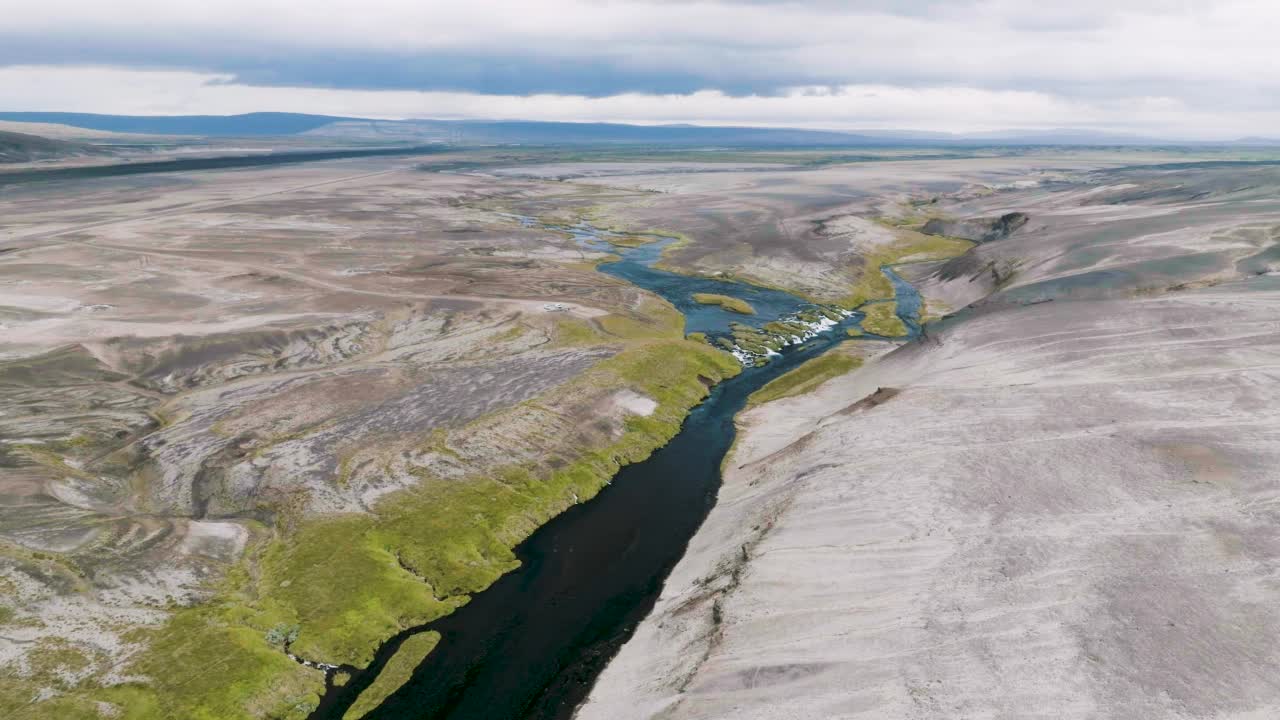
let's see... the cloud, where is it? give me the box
[2,1,1279,135]
[3,1,1279,99]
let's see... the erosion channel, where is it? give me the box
[310,218,922,720]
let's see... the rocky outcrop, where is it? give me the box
[921,211,1028,242]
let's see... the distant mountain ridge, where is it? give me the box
[326,119,899,146]
[0,112,353,136]
[1,111,1277,147]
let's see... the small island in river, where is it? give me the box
[692,292,756,315]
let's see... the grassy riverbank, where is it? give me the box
[68,300,740,720]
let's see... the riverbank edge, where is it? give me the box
[575,331,909,720]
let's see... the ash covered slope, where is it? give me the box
[581,162,1280,719]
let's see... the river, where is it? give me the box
[309,219,921,720]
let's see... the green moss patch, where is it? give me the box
[344,632,440,720]
[691,293,756,315]
[127,605,323,720]
[728,322,785,359]
[747,352,862,407]
[839,230,973,308]
[860,302,909,337]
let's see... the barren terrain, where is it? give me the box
[0,155,739,718]
[5,148,1279,719]
[581,160,1280,720]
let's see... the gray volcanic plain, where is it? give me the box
[581,159,1280,720]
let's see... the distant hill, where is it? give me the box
[0,113,912,146]
[306,120,1276,147]
[306,118,901,146]
[0,112,352,137]
[0,120,150,140]
[0,130,110,163]
[1,112,1274,147]
[963,128,1181,145]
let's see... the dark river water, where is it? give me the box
[310,221,920,720]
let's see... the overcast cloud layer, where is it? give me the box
[3,0,1279,138]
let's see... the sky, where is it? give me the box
[2,0,1279,138]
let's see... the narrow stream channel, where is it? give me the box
[310,220,921,720]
